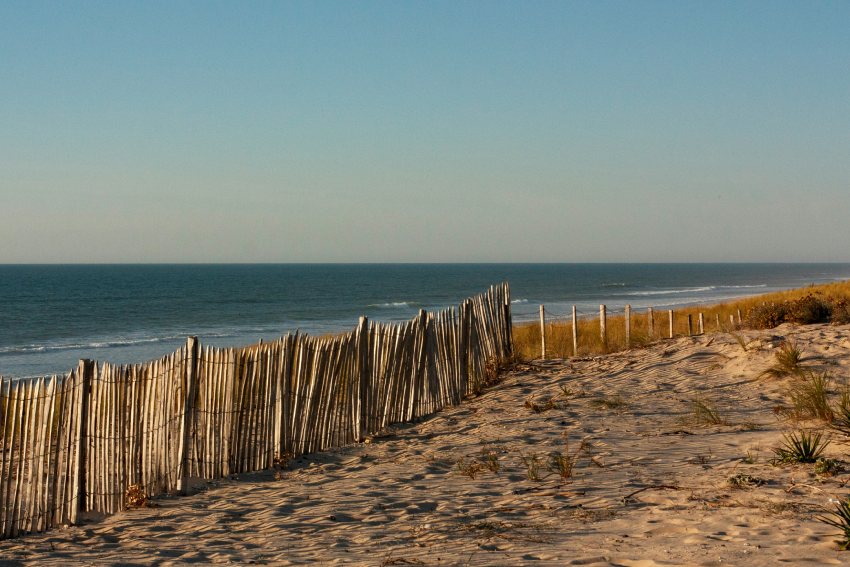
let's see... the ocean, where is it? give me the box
[2,263,848,378]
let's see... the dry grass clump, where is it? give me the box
[456,447,504,479]
[524,396,566,413]
[781,371,835,422]
[455,457,485,480]
[549,435,586,483]
[589,393,627,411]
[482,354,522,389]
[689,398,730,426]
[761,341,806,378]
[729,331,749,351]
[480,447,502,474]
[520,453,544,481]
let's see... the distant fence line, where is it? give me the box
[536,303,743,359]
[0,283,512,540]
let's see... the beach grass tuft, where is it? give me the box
[689,398,730,426]
[772,430,830,464]
[785,371,834,422]
[761,340,805,379]
[818,496,850,550]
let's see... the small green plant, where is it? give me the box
[520,453,544,481]
[728,473,766,489]
[689,398,729,426]
[772,430,830,464]
[818,496,850,550]
[785,371,835,422]
[589,393,626,410]
[761,340,805,378]
[456,457,484,479]
[815,458,843,477]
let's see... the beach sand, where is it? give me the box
[4,323,850,565]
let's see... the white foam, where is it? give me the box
[369,302,411,309]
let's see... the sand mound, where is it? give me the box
[4,323,850,565]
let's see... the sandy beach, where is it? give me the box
[3,322,850,565]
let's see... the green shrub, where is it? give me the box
[831,298,850,325]
[787,294,832,324]
[747,303,790,329]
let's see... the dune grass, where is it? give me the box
[513,279,850,360]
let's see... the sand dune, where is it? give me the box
[4,323,850,565]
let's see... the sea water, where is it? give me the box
[1,263,848,378]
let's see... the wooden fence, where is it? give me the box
[0,283,512,539]
[536,302,742,359]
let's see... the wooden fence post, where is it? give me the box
[599,305,607,350]
[459,302,470,397]
[625,304,631,348]
[177,336,198,495]
[730,314,735,327]
[502,282,514,358]
[70,359,92,525]
[737,309,742,325]
[698,313,704,335]
[539,305,546,360]
[356,316,369,441]
[668,310,674,339]
[716,313,721,331]
[687,314,693,337]
[647,307,654,338]
[571,305,578,357]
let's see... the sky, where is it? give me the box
[1,1,848,263]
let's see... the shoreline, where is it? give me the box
[3,273,849,379]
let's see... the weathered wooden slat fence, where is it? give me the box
[0,283,512,540]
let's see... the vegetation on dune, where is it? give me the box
[819,496,850,550]
[761,340,806,379]
[772,430,830,464]
[512,280,850,360]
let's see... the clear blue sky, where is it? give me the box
[1,1,848,263]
